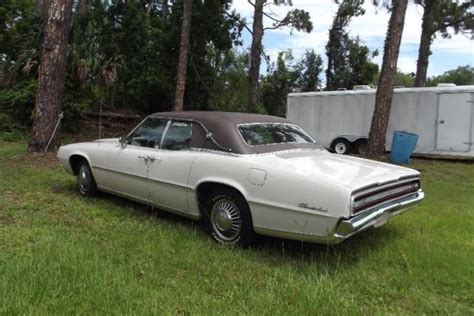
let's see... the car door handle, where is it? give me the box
[147,156,162,162]
[138,155,161,163]
[138,155,149,162]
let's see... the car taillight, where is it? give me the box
[352,180,420,214]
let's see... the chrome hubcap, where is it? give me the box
[335,142,347,154]
[210,198,242,242]
[78,165,90,195]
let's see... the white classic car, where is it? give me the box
[58,111,424,246]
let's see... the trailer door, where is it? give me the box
[436,93,472,152]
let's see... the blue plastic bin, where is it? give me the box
[390,131,418,164]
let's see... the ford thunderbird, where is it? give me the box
[57,112,424,245]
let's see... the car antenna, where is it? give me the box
[98,96,103,145]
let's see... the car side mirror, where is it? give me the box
[119,136,128,148]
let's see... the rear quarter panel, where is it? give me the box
[188,151,352,237]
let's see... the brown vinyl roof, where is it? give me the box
[149,111,322,154]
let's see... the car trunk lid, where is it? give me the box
[258,149,420,190]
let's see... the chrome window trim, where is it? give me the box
[126,117,209,151]
[126,116,149,138]
[160,120,196,151]
[236,122,319,147]
[159,119,173,149]
[125,117,169,149]
[151,116,232,152]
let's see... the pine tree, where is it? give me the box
[414,0,473,87]
[247,0,312,112]
[29,0,73,152]
[174,0,193,111]
[325,0,365,90]
[296,49,323,92]
[367,0,408,157]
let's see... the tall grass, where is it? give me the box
[1,142,473,314]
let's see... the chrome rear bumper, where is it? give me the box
[329,189,424,243]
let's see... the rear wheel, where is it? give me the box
[331,138,351,155]
[77,162,98,197]
[203,188,255,246]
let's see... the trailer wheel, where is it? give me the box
[331,138,351,155]
[354,139,368,155]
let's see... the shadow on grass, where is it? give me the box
[55,182,201,227]
[253,226,402,269]
[55,181,404,269]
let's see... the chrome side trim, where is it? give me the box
[248,200,337,219]
[92,166,191,189]
[254,227,334,244]
[97,186,200,220]
[93,165,147,181]
[197,147,326,158]
[254,190,424,244]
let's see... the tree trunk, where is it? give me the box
[174,0,193,112]
[78,0,86,15]
[247,0,265,113]
[37,0,44,12]
[37,0,48,19]
[29,0,73,152]
[367,0,408,158]
[414,2,434,87]
[162,0,169,18]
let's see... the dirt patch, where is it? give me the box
[0,214,16,227]
[4,151,60,169]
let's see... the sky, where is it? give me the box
[230,0,474,77]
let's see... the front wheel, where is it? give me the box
[203,188,255,246]
[77,162,98,197]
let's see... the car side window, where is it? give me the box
[162,121,192,150]
[127,118,168,148]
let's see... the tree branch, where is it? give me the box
[224,10,253,35]
[262,10,281,23]
[260,46,272,72]
[432,16,469,34]
[263,24,284,31]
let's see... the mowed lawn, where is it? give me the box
[0,141,473,314]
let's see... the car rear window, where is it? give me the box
[238,123,315,146]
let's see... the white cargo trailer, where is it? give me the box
[287,85,474,158]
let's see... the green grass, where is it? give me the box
[1,141,473,314]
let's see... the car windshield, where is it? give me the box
[238,123,316,146]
